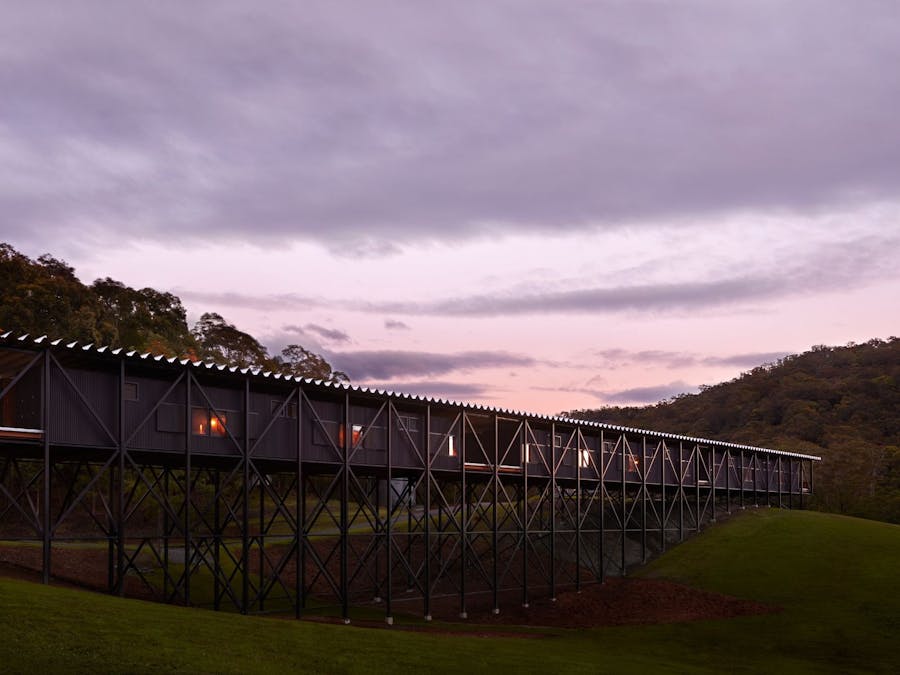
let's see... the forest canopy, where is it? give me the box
[566,338,900,524]
[0,243,347,382]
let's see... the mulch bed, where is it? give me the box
[446,577,779,628]
[0,546,158,600]
[0,544,778,632]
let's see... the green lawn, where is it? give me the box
[1,508,898,674]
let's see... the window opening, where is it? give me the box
[397,415,419,434]
[193,408,228,436]
[192,407,208,435]
[123,381,139,401]
[270,399,298,418]
[210,412,227,436]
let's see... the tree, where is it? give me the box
[278,344,348,382]
[0,244,104,343]
[191,312,274,369]
[1,241,348,388]
[92,277,196,356]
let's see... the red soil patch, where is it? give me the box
[448,577,779,629]
[0,545,777,632]
[0,547,157,600]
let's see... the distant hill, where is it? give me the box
[566,339,900,523]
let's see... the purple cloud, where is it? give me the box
[601,381,697,405]
[326,349,535,380]
[304,323,350,343]
[4,3,900,253]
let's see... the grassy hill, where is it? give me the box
[566,338,900,523]
[2,509,898,673]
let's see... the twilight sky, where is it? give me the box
[2,1,899,414]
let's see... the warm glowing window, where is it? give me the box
[192,408,208,436]
[209,412,227,437]
[337,423,365,447]
[627,455,640,472]
[192,408,227,436]
[448,434,456,457]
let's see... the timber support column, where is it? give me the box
[341,392,350,623]
[41,348,51,585]
[184,372,192,606]
[424,405,432,620]
[550,422,557,598]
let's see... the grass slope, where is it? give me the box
[1,509,898,674]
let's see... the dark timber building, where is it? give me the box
[0,332,819,622]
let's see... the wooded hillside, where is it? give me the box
[0,243,346,381]
[567,339,900,523]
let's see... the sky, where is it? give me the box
[2,1,899,414]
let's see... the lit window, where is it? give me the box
[580,449,590,468]
[337,423,365,447]
[209,412,227,437]
[523,443,530,463]
[448,434,456,457]
[627,456,640,472]
[193,408,227,436]
[192,407,208,436]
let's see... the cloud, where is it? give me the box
[303,323,350,343]
[325,349,535,380]
[4,3,900,251]
[704,352,789,368]
[594,349,790,370]
[170,232,900,319]
[177,290,322,313]
[363,380,490,400]
[358,232,900,316]
[601,381,697,405]
[384,319,410,331]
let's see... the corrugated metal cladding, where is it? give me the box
[0,332,820,476]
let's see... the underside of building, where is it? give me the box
[0,332,819,622]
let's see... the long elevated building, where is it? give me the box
[0,332,819,622]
